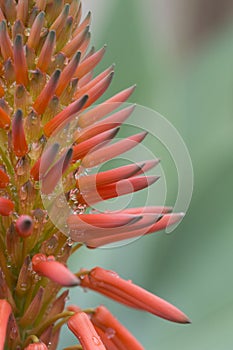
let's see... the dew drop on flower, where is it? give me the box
[20,185,27,200]
[9,326,17,339]
[56,196,67,208]
[105,327,116,339]
[24,28,31,36]
[92,336,101,345]
[107,270,119,278]
[67,237,73,247]
[15,159,25,176]
[72,229,85,239]
[20,283,28,291]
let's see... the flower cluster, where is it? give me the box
[0,1,190,349]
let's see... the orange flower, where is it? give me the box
[68,312,106,350]
[80,267,190,324]
[24,341,48,350]
[32,254,80,287]
[0,299,11,350]
[92,306,144,350]
[0,1,190,348]
[0,197,14,216]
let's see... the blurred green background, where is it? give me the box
[60,1,233,348]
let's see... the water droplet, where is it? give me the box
[67,237,73,247]
[72,229,85,239]
[24,28,31,36]
[92,336,101,345]
[9,326,17,339]
[107,270,119,278]
[15,158,25,176]
[105,328,116,339]
[20,185,27,200]
[34,274,41,282]
[56,196,66,208]
[20,283,28,291]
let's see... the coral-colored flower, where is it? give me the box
[92,305,144,350]
[0,197,14,216]
[24,341,48,350]
[32,254,80,287]
[15,215,34,237]
[68,312,106,350]
[0,1,190,349]
[80,267,190,324]
[0,299,11,350]
[0,168,9,188]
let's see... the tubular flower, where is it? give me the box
[68,312,106,350]
[91,305,144,350]
[79,267,190,324]
[0,299,12,350]
[0,1,190,350]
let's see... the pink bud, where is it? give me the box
[15,215,33,237]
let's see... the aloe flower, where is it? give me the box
[0,1,190,349]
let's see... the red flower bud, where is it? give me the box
[15,215,33,237]
[0,197,14,216]
[32,254,80,287]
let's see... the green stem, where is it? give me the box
[28,311,75,337]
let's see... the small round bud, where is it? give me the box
[15,215,33,237]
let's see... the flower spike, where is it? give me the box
[0,1,190,348]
